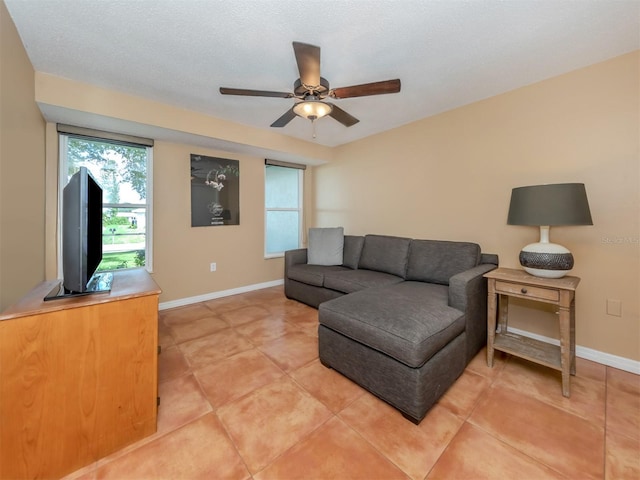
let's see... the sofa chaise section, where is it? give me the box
[285,233,498,423]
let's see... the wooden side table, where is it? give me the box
[484,267,580,397]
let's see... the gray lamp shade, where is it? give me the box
[508,183,593,278]
[507,183,593,226]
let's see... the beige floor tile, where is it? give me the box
[94,414,250,480]
[466,346,509,380]
[427,422,566,479]
[156,373,212,435]
[243,285,304,307]
[217,376,332,474]
[605,429,640,479]
[260,295,312,316]
[436,370,491,419]
[160,304,214,325]
[290,359,366,413]
[158,344,190,383]
[167,314,229,344]
[203,294,252,314]
[608,367,640,396]
[179,328,254,369]
[233,315,302,345]
[576,357,607,383]
[241,286,285,303]
[64,288,637,480]
[340,394,463,480]
[495,356,606,426]
[157,318,176,349]
[606,381,640,441]
[284,307,320,329]
[258,331,319,372]
[194,349,284,409]
[219,304,273,327]
[254,416,409,480]
[295,322,319,338]
[469,385,604,479]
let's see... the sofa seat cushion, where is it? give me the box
[318,282,465,368]
[323,269,404,294]
[287,264,350,287]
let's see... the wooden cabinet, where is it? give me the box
[0,269,161,479]
[484,267,580,397]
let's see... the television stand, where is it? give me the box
[0,269,161,479]
[44,271,113,301]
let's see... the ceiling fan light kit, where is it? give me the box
[292,97,333,121]
[220,41,401,134]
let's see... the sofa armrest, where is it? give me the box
[448,263,497,312]
[481,253,499,266]
[285,248,308,274]
[448,261,498,363]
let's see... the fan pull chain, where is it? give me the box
[312,119,317,139]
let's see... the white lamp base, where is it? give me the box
[519,226,574,278]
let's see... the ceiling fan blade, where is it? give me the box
[271,107,297,127]
[327,103,359,127]
[220,87,293,98]
[331,79,401,99]
[292,42,321,88]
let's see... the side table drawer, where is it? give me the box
[495,281,559,302]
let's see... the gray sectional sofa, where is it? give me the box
[285,233,498,423]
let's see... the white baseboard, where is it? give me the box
[158,283,639,376]
[158,279,284,311]
[508,326,640,375]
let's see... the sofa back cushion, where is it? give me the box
[342,235,364,269]
[406,240,481,285]
[358,234,411,278]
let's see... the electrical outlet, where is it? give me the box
[606,299,622,317]
[210,262,217,272]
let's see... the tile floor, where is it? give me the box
[66,286,639,480]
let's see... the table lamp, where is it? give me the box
[507,183,593,278]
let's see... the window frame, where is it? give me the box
[57,131,154,276]
[264,163,304,258]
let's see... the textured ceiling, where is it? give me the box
[5,0,640,148]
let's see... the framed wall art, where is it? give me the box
[190,154,240,227]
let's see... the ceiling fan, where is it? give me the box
[219,41,401,129]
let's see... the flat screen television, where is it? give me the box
[45,167,112,300]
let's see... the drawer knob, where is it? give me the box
[521,288,528,294]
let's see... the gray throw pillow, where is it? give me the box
[307,227,344,266]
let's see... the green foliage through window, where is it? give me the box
[67,138,147,201]
[61,133,152,273]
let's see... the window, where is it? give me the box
[265,160,304,257]
[59,126,153,273]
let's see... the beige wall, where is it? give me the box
[315,51,640,361]
[35,72,329,304]
[2,4,637,363]
[152,141,314,302]
[42,129,316,304]
[34,73,333,166]
[0,1,46,310]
